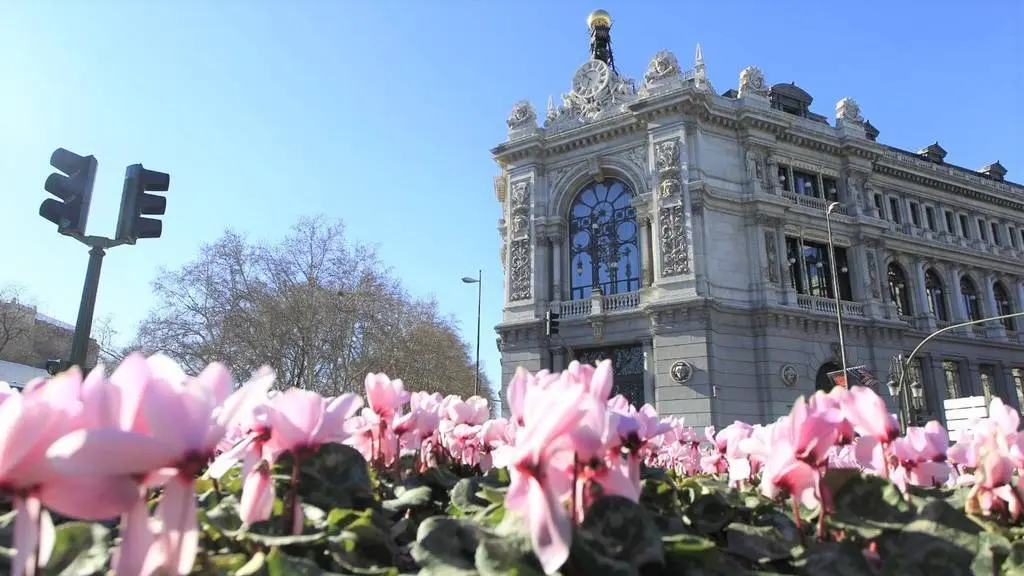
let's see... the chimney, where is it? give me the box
[979,161,1007,182]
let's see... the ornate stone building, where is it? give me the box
[492,10,1024,427]
[0,299,99,375]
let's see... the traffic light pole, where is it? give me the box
[67,235,126,370]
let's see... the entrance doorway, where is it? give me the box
[815,361,843,392]
[573,344,645,407]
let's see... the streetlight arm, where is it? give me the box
[898,310,1024,395]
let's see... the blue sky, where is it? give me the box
[1,1,1021,398]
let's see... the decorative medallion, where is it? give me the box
[780,364,799,387]
[670,360,694,384]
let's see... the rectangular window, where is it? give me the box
[991,222,1001,245]
[785,236,804,293]
[874,194,884,213]
[925,206,936,231]
[979,218,988,241]
[945,210,956,233]
[889,198,902,224]
[943,360,961,399]
[822,177,838,201]
[778,165,791,192]
[1010,227,1018,248]
[799,239,851,300]
[909,202,921,227]
[980,364,997,407]
[793,170,819,197]
[959,214,970,238]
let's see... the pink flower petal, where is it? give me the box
[47,429,179,477]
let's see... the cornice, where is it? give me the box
[873,160,1024,212]
[880,231,1024,276]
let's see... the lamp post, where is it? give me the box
[887,353,927,431]
[825,202,848,376]
[461,271,482,397]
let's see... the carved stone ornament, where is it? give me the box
[655,139,680,176]
[544,61,639,134]
[659,205,690,276]
[659,178,680,199]
[835,97,865,125]
[745,148,763,185]
[779,364,799,387]
[506,100,537,132]
[670,360,694,384]
[643,50,680,85]
[738,66,768,97]
[509,181,531,239]
[508,239,532,301]
[764,230,779,284]
[866,249,881,299]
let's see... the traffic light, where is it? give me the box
[115,163,169,244]
[39,148,98,237]
[545,310,560,336]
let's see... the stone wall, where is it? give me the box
[0,300,99,371]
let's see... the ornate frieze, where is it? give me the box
[508,180,533,301]
[509,239,532,301]
[659,204,690,276]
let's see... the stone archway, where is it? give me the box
[815,361,843,392]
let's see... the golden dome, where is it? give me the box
[587,9,612,30]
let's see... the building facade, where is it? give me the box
[0,298,99,375]
[491,10,1024,427]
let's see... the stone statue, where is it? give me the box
[643,50,680,85]
[835,97,864,124]
[738,66,768,97]
[506,100,537,131]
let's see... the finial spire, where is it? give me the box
[587,9,616,72]
[695,43,704,65]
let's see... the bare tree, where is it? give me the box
[133,216,494,403]
[0,284,32,358]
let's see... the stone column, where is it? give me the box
[983,274,1006,339]
[642,339,656,406]
[914,259,936,332]
[639,216,653,288]
[948,266,967,323]
[550,233,563,302]
[765,153,779,195]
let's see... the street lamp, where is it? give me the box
[461,271,482,397]
[825,202,848,377]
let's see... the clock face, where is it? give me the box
[572,60,610,99]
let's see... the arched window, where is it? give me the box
[994,281,1015,331]
[887,262,912,318]
[568,179,640,300]
[960,276,981,321]
[925,269,947,321]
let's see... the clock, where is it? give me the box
[572,59,610,99]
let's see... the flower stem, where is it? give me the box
[282,454,302,535]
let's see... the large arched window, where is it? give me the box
[569,179,640,300]
[925,269,947,321]
[994,281,1015,331]
[887,262,912,318]
[960,276,982,321]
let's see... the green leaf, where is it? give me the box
[572,495,664,572]
[279,443,375,512]
[662,533,715,556]
[724,522,797,563]
[474,533,545,576]
[204,552,257,573]
[411,516,484,573]
[686,492,737,535]
[240,530,326,547]
[874,500,980,572]
[42,522,110,576]
[265,547,342,575]
[234,552,267,576]
[799,541,877,575]
[382,485,434,514]
[829,474,913,538]
[450,477,490,512]
[200,494,244,536]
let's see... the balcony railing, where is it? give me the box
[795,294,865,317]
[558,291,641,318]
[780,192,848,215]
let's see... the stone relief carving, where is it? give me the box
[764,230,779,284]
[745,147,764,194]
[659,178,680,199]
[738,66,768,98]
[643,50,680,85]
[836,97,864,125]
[509,239,532,301]
[506,100,537,132]
[670,360,694,384]
[845,173,863,212]
[655,139,680,175]
[866,249,881,299]
[765,154,779,194]
[659,205,690,276]
[508,181,531,239]
[779,364,799,387]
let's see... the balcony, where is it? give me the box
[558,291,641,318]
[781,192,848,215]
[795,294,865,317]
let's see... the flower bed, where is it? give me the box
[1,354,1023,575]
